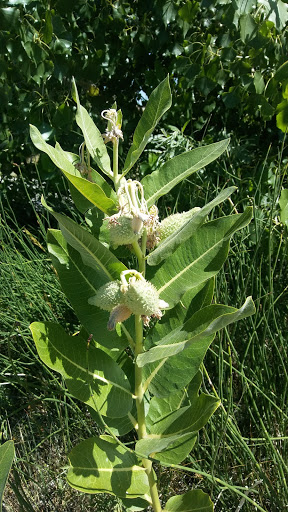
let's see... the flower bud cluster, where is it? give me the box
[88,270,169,330]
[101,109,123,144]
[107,179,150,247]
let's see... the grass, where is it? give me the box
[1,135,287,511]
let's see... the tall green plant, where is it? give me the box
[29,76,255,511]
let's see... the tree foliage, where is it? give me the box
[1,0,288,210]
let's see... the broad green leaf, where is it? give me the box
[72,78,112,178]
[43,201,126,282]
[121,497,149,511]
[30,126,116,213]
[279,189,288,226]
[148,187,236,266]
[143,335,214,398]
[138,297,255,367]
[136,377,219,462]
[142,139,229,207]
[276,99,288,133]
[136,433,197,461]
[47,229,129,351]
[55,144,117,214]
[139,383,197,463]
[89,407,136,437]
[259,0,288,31]
[122,76,172,176]
[67,436,150,499]
[61,169,117,215]
[30,322,133,418]
[149,208,253,308]
[239,14,257,43]
[152,279,214,342]
[60,148,116,200]
[42,10,53,44]
[30,124,78,176]
[254,71,265,94]
[0,441,14,512]
[69,183,95,214]
[163,490,213,512]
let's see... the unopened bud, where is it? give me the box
[88,281,122,311]
[159,207,201,241]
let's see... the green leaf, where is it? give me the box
[279,189,288,226]
[149,208,253,308]
[138,297,255,367]
[121,497,149,511]
[140,388,197,464]
[136,375,219,462]
[240,14,258,43]
[163,490,213,512]
[44,203,126,282]
[55,143,117,214]
[259,0,288,30]
[122,76,172,176]
[47,229,129,352]
[0,441,14,512]
[276,99,288,132]
[30,322,133,418]
[153,280,214,342]
[254,71,265,94]
[89,407,136,437]
[143,335,214,398]
[143,283,215,398]
[142,139,230,207]
[67,436,150,499]
[30,124,78,176]
[30,127,116,213]
[62,170,117,215]
[148,187,236,266]
[72,78,113,178]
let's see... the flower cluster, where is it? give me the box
[106,178,160,248]
[101,109,123,143]
[88,270,169,330]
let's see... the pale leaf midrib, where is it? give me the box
[70,465,146,472]
[157,234,225,295]
[60,220,115,280]
[46,338,132,397]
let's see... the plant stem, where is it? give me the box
[113,139,119,190]
[132,240,145,275]
[134,314,162,512]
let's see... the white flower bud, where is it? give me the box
[88,281,122,311]
[123,279,161,316]
[159,207,201,241]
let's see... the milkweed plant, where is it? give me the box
[29,76,255,512]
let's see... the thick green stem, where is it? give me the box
[113,139,119,190]
[132,240,145,275]
[134,314,162,512]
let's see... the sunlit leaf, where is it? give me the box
[148,187,236,266]
[47,229,129,352]
[72,78,113,178]
[67,436,150,499]
[30,322,133,417]
[122,76,172,176]
[142,139,229,207]
[163,489,213,512]
[149,208,253,308]
[138,297,255,367]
